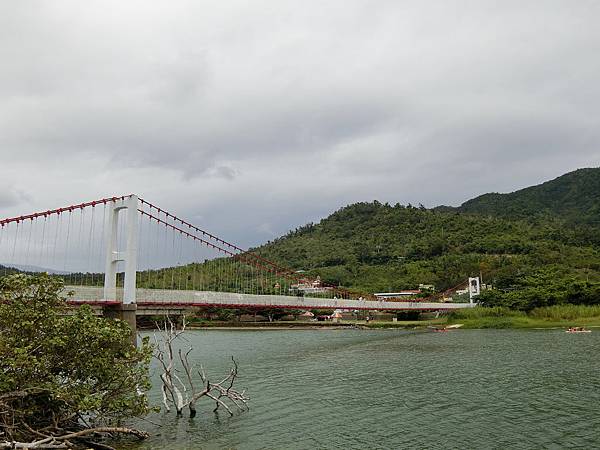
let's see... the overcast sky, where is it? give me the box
[1,0,599,248]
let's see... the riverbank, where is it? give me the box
[327,317,600,330]
[179,305,600,330]
[447,316,600,329]
[180,319,447,330]
[446,305,600,329]
[185,320,355,329]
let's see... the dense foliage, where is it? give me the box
[0,274,152,443]
[446,167,600,226]
[251,169,600,309]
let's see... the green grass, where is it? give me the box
[448,306,524,320]
[529,304,600,320]
[447,305,600,329]
[181,306,600,330]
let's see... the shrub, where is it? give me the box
[0,274,152,443]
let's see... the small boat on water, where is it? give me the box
[429,324,462,333]
[566,327,591,333]
[428,326,450,332]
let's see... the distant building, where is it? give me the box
[290,276,332,294]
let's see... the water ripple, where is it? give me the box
[133,329,600,449]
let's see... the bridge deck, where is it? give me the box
[66,286,475,311]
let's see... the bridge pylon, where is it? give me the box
[103,195,139,344]
[468,276,480,304]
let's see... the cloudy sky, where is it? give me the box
[1,0,599,248]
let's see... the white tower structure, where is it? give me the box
[103,195,139,304]
[468,276,480,304]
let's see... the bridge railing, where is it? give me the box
[65,285,477,311]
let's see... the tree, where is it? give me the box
[0,274,152,448]
[260,307,290,322]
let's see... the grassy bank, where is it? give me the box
[447,305,600,329]
[362,319,446,329]
[151,305,600,330]
[185,319,353,329]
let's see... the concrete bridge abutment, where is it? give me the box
[103,303,138,346]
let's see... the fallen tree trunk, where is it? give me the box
[0,426,149,449]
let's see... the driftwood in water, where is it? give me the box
[0,427,148,449]
[153,317,249,417]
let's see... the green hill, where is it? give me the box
[253,169,600,310]
[449,168,600,225]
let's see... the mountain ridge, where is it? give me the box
[253,168,600,304]
[437,167,600,224]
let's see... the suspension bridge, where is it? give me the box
[0,195,476,333]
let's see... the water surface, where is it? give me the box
[134,329,600,449]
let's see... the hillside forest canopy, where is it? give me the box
[253,168,600,310]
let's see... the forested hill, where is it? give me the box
[444,168,600,225]
[253,169,600,307]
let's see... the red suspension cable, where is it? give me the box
[138,209,277,275]
[0,195,133,227]
[138,197,369,299]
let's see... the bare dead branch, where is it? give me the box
[153,318,249,418]
[0,426,148,449]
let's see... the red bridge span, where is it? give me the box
[1,194,477,337]
[65,286,474,313]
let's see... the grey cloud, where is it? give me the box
[0,188,31,210]
[0,0,599,248]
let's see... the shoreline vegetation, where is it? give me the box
[446,304,600,329]
[177,305,600,330]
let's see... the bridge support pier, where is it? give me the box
[104,303,138,346]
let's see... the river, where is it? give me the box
[132,328,600,449]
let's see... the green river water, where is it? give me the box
[132,329,600,449]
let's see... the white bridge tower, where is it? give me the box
[468,276,480,304]
[102,195,139,343]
